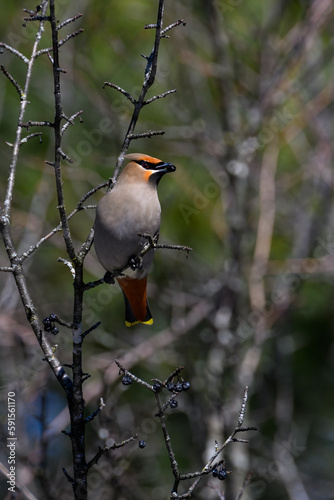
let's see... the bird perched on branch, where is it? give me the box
[94,153,176,327]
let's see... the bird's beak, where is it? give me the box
[153,162,176,174]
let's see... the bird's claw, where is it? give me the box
[138,231,159,247]
[128,256,143,270]
[104,271,115,284]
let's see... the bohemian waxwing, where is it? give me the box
[94,153,176,326]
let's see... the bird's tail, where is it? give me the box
[117,276,153,327]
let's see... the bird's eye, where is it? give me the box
[137,160,150,169]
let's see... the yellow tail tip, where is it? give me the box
[125,318,154,327]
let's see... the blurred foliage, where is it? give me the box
[1,0,334,499]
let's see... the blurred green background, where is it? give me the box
[1,0,334,499]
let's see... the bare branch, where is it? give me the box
[57,257,76,279]
[57,13,83,31]
[161,19,186,35]
[155,391,180,480]
[237,386,249,427]
[144,89,176,105]
[62,467,74,484]
[0,65,23,99]
[61,110,83,136]
[202,387,256,473]
[0,266,14,272]
[164,366,184,385]
[84,398,105,423]
[144,23,158,29]
[115,359,154,391]
[12,132,43,147]
[129,130,165,140]
[111,0,168,182]
[0,42,29,64]
[86,435,138,470]
[1,1,48,221]
[23,15,50,23]
[82,321,101,338]
[58,147,74,163]
[103,82,136,104]
[59,28,84,48]
[18,182,108,264]
[20,120,54,128]
[77,182,108,210]
[35,29,84,58]
[139,232,193,257]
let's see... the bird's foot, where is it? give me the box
[138,231,159,247]
[104,271,115,284]
[128,255,143,270]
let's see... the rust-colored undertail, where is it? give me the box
[117,276,153,327]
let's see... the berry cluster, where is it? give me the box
[169,398,178,409]
[212,465,229,481]
[43,314,59,335]
[166,380,190,393]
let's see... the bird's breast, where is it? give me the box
[94,184,161,274]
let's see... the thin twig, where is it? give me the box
[58,147,73,163]
[58,257,76,279]
[155,392,180,480]
[59,29,84,48]
[144,89,176,105]
[18,182,108,264]
[0,65,23,99]
[0,42,29,64]
[0,266,14,272]
[103,82,136,104]
[161,19,186,35]
[57,13,83,31]
[84,398,105,423]
[86,435,138,470]
[164,366,184,385]
[111,0,167,183]
[82,321,101,339]
[23,15,50,22]
[203,387,256,472]
[20,120,54,128]
[7,132,43,148]
[237,385,249,427]
[35,28,84,58]
[115,360,154,391]
[129,130,165,140]
[61,110,83,136]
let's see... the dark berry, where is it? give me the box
[212,468,219,478]
[174,382,183,393]
[182,381,190,391]
[49,313,57,321]
[121,375,132,386]
[153,381,163,393]
[138,440,146,449]
[44,323,52,332]
[43,317,51,325]
[51,326,59,335]
[166,382,174,392]
[170,399,178,409]
[218,469,228,481]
